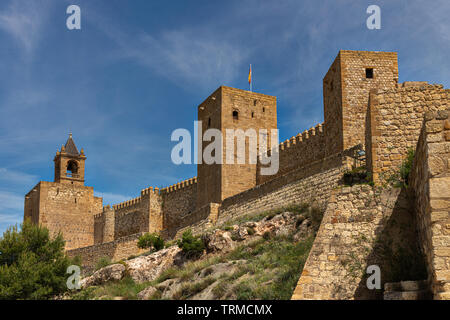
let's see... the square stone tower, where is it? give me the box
[24,134,103,250]
[323,50,398,155]
[197,86,277,208]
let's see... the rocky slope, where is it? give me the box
[69,206,320,300]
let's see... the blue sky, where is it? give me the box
[0,0,449,235]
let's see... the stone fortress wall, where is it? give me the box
[292,91,450,300]
[25,50,450,299]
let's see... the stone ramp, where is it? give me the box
[383,280,431,300]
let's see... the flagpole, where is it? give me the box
[250,64,252,92]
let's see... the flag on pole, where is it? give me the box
[248,64,252,91]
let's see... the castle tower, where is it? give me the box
[197,86,277,208]
[54,133,86,185]
[24,133,102,250]
[323,50,398,155]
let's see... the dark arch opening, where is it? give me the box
[67,160,78,177]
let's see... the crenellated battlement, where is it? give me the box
[160,177,197,194]
[140,186,160,196]
[113,196,142,210]
[279,123,324,151]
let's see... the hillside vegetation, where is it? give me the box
[69,204,323,300]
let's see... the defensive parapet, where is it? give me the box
[160,177,197,194]
[141,186,160,196]
[365,82,450,184]
[113,196,142,211]
[257,122,326,184]
[160,177,198,232]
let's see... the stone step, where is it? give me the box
[384,290,431,300]
[434,292,450,300]
[384,280,428,292]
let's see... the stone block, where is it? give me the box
[426,121,443,133]
[430,177,450,198]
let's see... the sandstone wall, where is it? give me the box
[292,184,419,300]
[24,181,102,250]
[323,53,344,156]
[366,83,450,184]
[257,123,326,184]
[113,197,146,239]
[197,86,278,208]
[161,178,197,232]
[339,51,398,151]
[169,203,220,239]
[220,87,278,202]
[66,233,147,275]
[140,187,164,234]
[217,149,356,225]
[410,109,450,299]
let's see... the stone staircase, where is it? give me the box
[383,280,431,300]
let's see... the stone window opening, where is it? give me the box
[208,118,211,128]
[251,111,255,118]
[365,68,374,79]
[262,107,265,113]
[66,160,78,178]
[253,100,257,106]
[232,110,239,120]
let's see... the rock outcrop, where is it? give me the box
[80,264,126,288]
[126,246,183,283]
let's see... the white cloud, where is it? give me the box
[95,16,249,90]
[0,191,23,211]
[0,213,22,224]
[0,168,38,186]
[0,0,50,56]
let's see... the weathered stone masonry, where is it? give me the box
[24,50,450,299]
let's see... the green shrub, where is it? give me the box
[164,240,176,248]
[137,233,164,251]
[0,221,71,300]
[262,231,271,240]
[246,227,255,236]
[386,148,415,188]
[399,148,415,188]
[70,255,82,267]
[95,256,112,271]
[343,166,370,186]
[177,229,205,258]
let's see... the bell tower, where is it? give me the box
[54,133,86,185]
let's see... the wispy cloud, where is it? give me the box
[0,191,23,213]
[0,168,38,186]
[0,0,51,56]
[93,13,250,91]
[0,213,22,224]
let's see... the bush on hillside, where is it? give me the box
[177,229,205,258]
[137,233,165,252]
[0,221,71,300]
